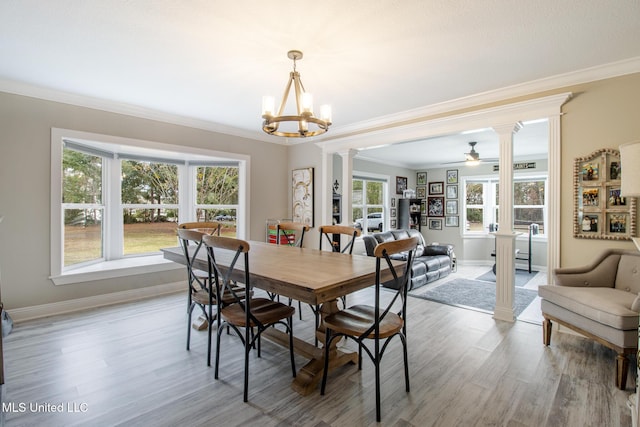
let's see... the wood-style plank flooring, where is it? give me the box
[0,278,634,426]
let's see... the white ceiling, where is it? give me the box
[1,1,640,167]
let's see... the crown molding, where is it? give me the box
[1,56,639,146]
[324,56,640,142]
[0,78,277,142]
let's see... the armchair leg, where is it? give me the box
[616,353,629,390]
[542,318,552,346]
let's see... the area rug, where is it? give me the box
[410,278,538,317]
[475,269,537,287]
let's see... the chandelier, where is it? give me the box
[261,50,332,138]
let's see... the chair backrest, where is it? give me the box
[367,236,419,338]
[176,228,209,292]
[276,221,310,247]
[178,221,222,236]
[319,224,361,254]
[202,235,265,326]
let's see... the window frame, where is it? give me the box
[352,172,388,235]
[462,172,548,238]
[51,128,249,285]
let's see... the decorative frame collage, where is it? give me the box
[573,148,636,240]
[444,169,459,227]
[416,171,428,227]
[417,169,460,229]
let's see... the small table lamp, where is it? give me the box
[620,140,640,251]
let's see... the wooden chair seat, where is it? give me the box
[323,305,403,339]
[191,286,250,306]
[221,298,295,327]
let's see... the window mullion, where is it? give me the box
[106,157,123,260]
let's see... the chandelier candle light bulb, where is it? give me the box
[261,50,332,138]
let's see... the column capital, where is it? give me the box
[492,121,523,136]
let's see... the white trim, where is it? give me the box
[4,57,639,146]
[321,57,640,142]
[51,127,250,277]
[7,281,184,323]
[50,255,183,285]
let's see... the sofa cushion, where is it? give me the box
[614,255,640,293]
[538,285,637,330]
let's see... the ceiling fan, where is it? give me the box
[443,141,498,165]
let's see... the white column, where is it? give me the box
[547,114,562,284]
[338,149,356,225]
[492,122,522,322]
[320,150,334,227]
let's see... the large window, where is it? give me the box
[463,175,547,234]
[52,129,247,282]
[352,175,386,234]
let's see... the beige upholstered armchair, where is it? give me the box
[538,249,640,390]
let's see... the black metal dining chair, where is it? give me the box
[320,236,418,422]
[202,235,296,402]
[176,228,244,366]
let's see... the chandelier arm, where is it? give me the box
[277,72,295,117]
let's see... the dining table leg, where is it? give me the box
[290,299,358,396]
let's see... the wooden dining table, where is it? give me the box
[162,240,401,396]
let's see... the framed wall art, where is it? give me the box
[445,216,459,227]
[573,148,636,240]
[429,218,442,230]
[429,181,444,195]
[427,197,444,217]
[417,171,427,186]
[446,184,458,199]
[445,200,458,216]
[416,185,426,199]
[396,176,408,194]
[446,169,458,184]
[292,167,314,227]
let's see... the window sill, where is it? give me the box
[50,254,183,286]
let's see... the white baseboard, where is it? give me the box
[7,281,184,323]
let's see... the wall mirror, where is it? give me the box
[573,148,636,240]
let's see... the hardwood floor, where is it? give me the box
[0,282,634,426]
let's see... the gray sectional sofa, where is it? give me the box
[362,229,454,290]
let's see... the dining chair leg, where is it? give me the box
[375,340,381,422]
[243,324,251,402]
[186,304,194,351]
[401,334,410,392]
[207,304,213,367]
[320,329,333,395]
[214,321,223,379]
[288,317,296,377]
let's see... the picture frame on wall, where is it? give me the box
[416,171,427,186]
[421,215,427,226]
[427,197,444,217]
[446,169,459,184]
[429,181,444,195]
[445,200,458,215]
[390,219,397,228]
[429,218,443,230]
[445,216,459,227]
[390,208,396,218]
[396,176,408,194]
[446,184,458,199]
[292,167,314,227]
[416,185,426,199]
[391,197,396,208]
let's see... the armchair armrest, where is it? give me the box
[553,251,622,288]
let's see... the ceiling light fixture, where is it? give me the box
[261,50,332,138]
